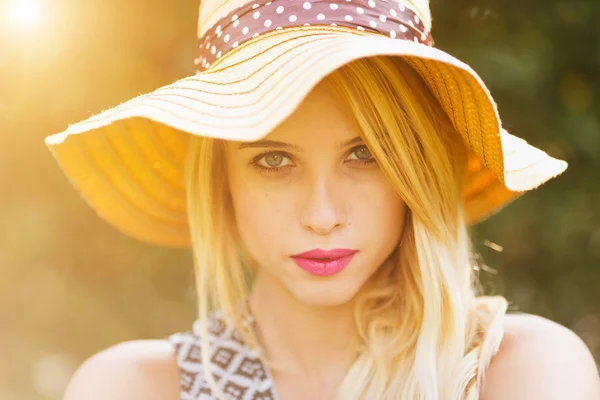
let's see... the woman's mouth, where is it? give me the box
[290,248,358,277]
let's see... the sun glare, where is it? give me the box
[7,0,42,31]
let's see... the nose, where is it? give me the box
[300,173,346,236]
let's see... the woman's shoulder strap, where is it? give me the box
[167,310,277,399]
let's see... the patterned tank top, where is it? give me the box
[167,297,506,400]
[168,309,279,400]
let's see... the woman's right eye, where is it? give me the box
[257,153,292,168]
[251,152,294,175]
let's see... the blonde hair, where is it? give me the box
[184,56,508,399]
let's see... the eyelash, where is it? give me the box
[250,145,377,176]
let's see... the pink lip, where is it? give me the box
[291,248,358,277]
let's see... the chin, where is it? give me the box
[287,278,362,308]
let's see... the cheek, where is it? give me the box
[350,174,406,248]
[228,177,293,261]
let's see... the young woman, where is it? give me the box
[48,0,599,399]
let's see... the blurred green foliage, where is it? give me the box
[0,0,598,398]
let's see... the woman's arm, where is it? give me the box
[63,339,180,400]
[481,313,600,400]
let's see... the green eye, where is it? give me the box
[348,145,373,161]
[256,152,292,168]
[354,146,372,160]
[345,145,377,168]
[265,153,284,167]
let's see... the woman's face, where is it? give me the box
[226,80,407,307]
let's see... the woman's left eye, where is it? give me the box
[346,145,375,162]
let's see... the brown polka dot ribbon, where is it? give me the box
[195,0,434,71]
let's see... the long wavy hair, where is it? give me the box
[184,56,508,399]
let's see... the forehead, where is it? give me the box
[263,79,362,144]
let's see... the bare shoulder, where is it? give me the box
[63,339,180,400]
[480,313,600,400]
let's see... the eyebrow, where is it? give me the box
[238,140,302,152]
[339,136,364,149]
[238,136,364,151]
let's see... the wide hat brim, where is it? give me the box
[45,26,567,247]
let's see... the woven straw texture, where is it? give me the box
[45,0,567,247]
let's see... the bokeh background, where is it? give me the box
[1,0,599,398]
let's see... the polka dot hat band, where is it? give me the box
[195,0,434,71]
[44,0,567,246]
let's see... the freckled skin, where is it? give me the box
[226,80,407,307]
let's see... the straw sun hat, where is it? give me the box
[45,0,567,247]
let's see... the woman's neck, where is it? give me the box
[247,270,356,379]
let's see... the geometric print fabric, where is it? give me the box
[168,309,279,399]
